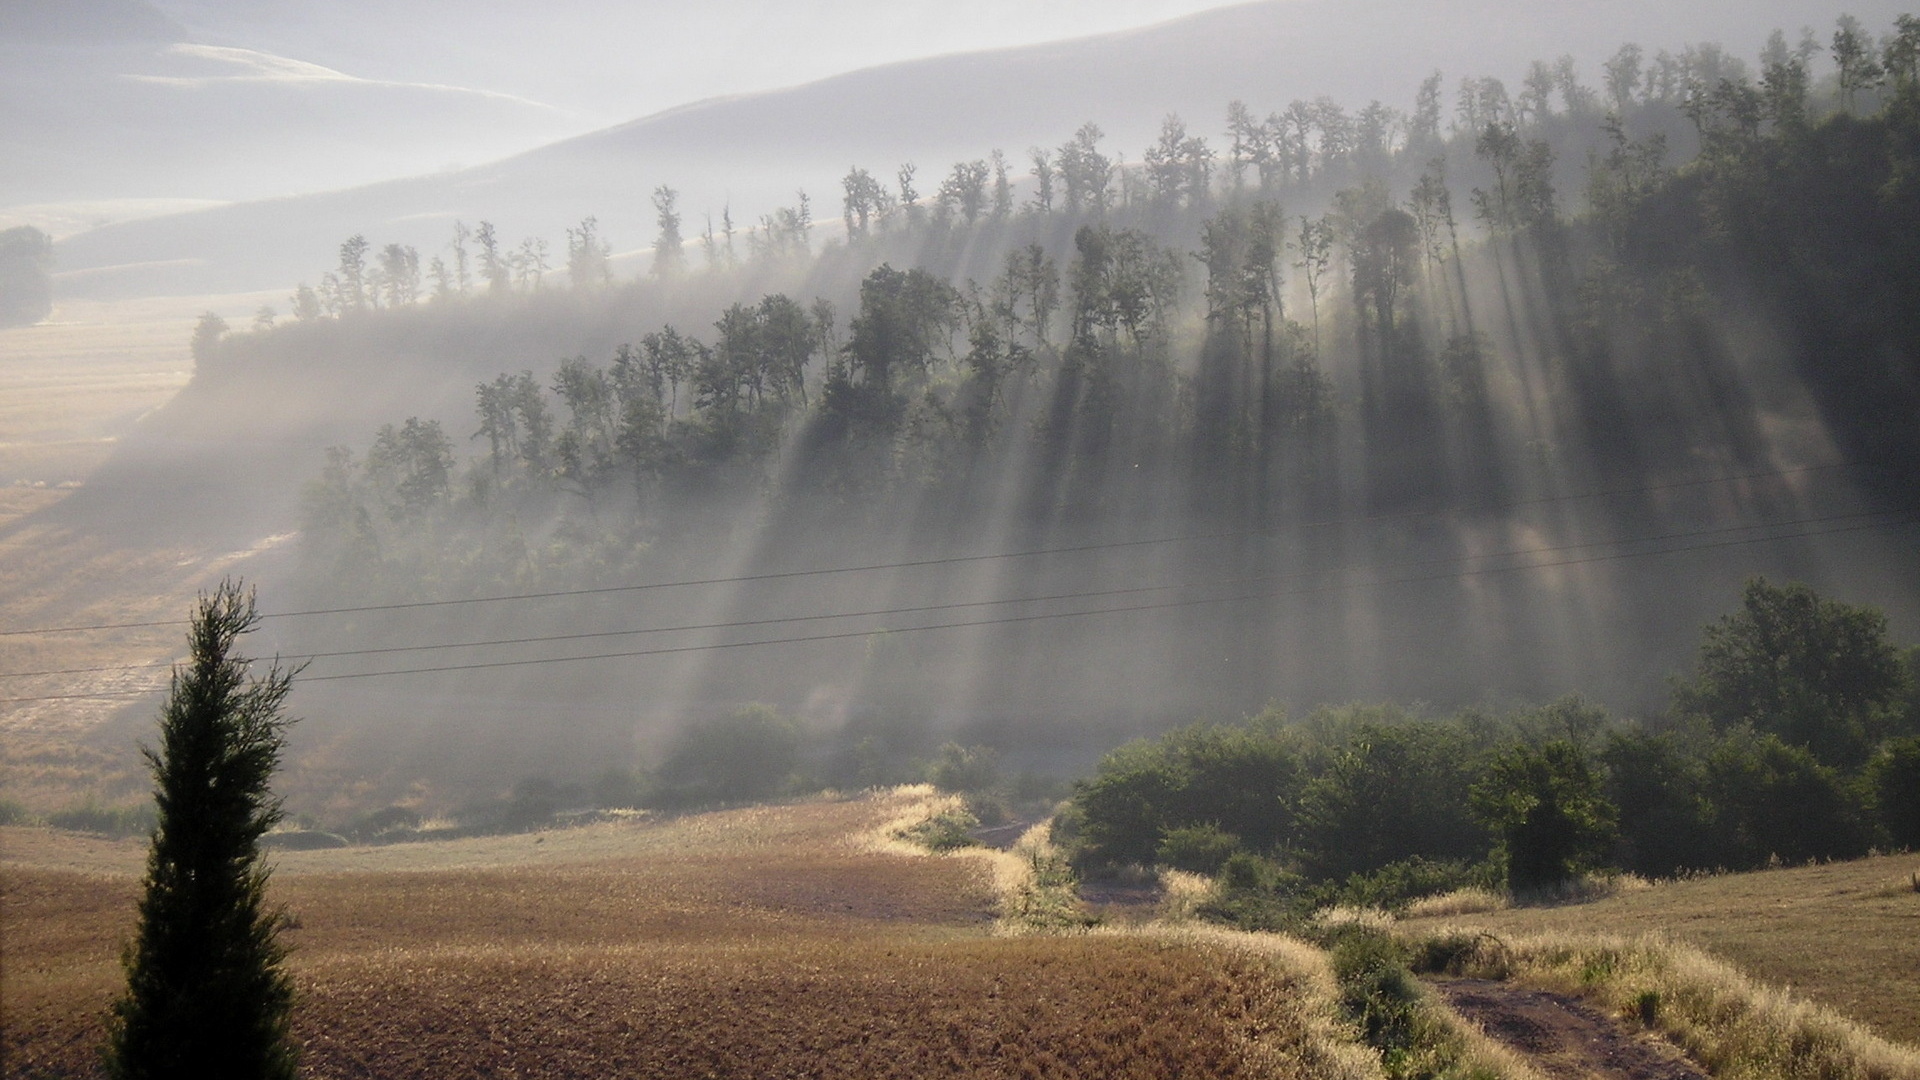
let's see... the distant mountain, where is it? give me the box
[52,0,1909,299]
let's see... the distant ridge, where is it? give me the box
[51,0,1910,298]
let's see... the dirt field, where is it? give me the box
[0,294,297,811]
[1,794,1366,1080]
[1401,855,1920,1047]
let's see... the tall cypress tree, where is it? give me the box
[105,582,299,1080]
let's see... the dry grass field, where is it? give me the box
[0,293,294,811]
[1400,854,1920,1047]
[2,791,1376,1080]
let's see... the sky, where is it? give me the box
[151,0,1254,127]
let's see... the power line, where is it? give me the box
[0,461,1853,638]
[5,505,1908,704]
[1,502,1909,683]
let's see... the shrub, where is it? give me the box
[1704,729,1870,866]
[926,743,1000,793]
[1471,740,1617,891]
[1674,578,1907,769]
[650,704,801,809]
[1867,735,1920,848]
[49,802,155,838]
[895,807,979,852]
[1156,823,1240,874]
[343,805,422,843]
[1072,722,1300,868]
[1195,852,1313,932]
[1293,721,1485,881]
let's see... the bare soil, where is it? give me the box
[1432,978,1707,1080]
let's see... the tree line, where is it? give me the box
[1064,577,1920,918]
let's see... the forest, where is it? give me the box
[166,14,1920,795]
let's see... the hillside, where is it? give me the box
[50,0,1909,298]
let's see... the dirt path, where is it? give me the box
[1431,978,1707,1080]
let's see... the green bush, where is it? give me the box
[1326,856,1491,912]
[1293,721,1486,881]
[650,704,802,809]
[1704,729,1870,866]
[926,743,1000,793]
[49,802,155,838]
[1471,740,1617,891]
[1072,722,1300,868]
[895,808,979,852]
[1195,852,1313,932]
[1155,822,1240,874]
[1867,735,1920,849]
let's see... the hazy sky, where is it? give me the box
[154,0,1251,125]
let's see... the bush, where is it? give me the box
[1704,730,1870,866]
[650,704,801,809]
[1867,735,1920,849]
[1326,856,1492,912]
[1293,721,1485,881]
[1072,722,1300,868]
[926,743,1000,793]
[895,808,979,852]
[49,802,155,838]
[1471,740,1617,891]
[0,798,36,826]
[1195,852,1313,932]
[1155,823,1240,874]
[342,805,422,843]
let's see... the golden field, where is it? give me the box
[0,294,288,811]
[3,792,1374,1080]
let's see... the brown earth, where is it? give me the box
[1433,978,1707,1080]
[1,796,1350,1080]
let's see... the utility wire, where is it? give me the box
[4,505,1908,704]
[2,502,1910,683]
[0,460,1853,638]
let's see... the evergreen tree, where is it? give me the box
[106,583,299,1080]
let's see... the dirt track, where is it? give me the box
[1432,978,1707,1080]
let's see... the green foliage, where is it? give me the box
[1704,729,1870,865]
[1601,730,1720,877]
[1674,578,1909,768]
[895,807,980,853]
[106,582,299,1080]
[0,798,36,825]
[1471,740,1617,892]
[1071,721,1300,869]
[1328,857,1495,913]
[1155,822,1241,874]
[649,704,801,809]
[1869,736,1920,848]
[47,802,155,838]
[925,742,1001,794]
[1294,722,1486,881]
[1195,851,1314,932]
[1329,929,1425,1066]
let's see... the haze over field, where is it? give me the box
[3,0,1918,823]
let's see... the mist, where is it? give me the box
[5,1,1919,828]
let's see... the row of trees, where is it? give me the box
[261,14,1914,316]
[1068,578,1920,899]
